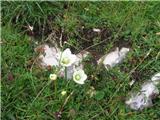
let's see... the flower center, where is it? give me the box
[75,74,81,80]
[62,57,70,64]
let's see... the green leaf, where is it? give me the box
[94,91,105,100]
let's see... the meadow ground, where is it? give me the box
[1,1,160,120]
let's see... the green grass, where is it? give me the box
[1,1,160,120]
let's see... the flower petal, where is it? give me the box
[62,48,71,57]
[81,74,87,82]
[73,79,84,84]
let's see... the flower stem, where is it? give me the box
[54,79,57,97]
[65,67,67,80]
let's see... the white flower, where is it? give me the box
[61,90,67,96]
[73,69,87,84]
[60,48,77,67]
[49,74,57,81]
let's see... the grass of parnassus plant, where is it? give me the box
[1,1,160,120]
